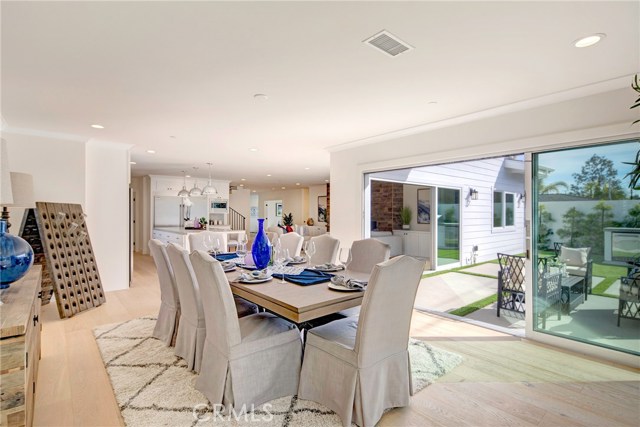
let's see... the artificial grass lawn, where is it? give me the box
[426,254,628,317]
[437,248,460,260]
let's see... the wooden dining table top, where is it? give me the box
[226,267,369,324]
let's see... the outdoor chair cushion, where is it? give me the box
[559,246,589,267]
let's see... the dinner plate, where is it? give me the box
[239,276,273,284]
[223,266,236,272]
[328,282,362,292]
[237,264,258,270]
[313,265,345,272]
[287,258,307,265]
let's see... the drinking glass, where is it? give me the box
[236,242,247,263]
[273,247,289,283]
[305,240,316,267]
[339,247,352,270]
[212,238,221,259]
[202,234,215,254]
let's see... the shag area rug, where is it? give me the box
[94,317,462,427]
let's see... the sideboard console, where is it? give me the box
[1,266,43,427]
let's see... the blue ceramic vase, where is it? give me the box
[0,219,34,289]
[251,218,272,269]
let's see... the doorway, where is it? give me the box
[264,200,283,229]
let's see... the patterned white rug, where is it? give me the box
[93,317,463,427]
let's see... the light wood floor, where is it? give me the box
[33,253,640,426]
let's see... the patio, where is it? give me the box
[414,261,640,355]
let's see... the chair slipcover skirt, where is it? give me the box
[152,300,179,345]
[298,318,412,427]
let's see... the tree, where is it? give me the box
[537,204,555,249]
[570,154,625,199]
[581,202,614,256]
[556,207,586,247]
[619,204,640,228]
[538,177,568,194]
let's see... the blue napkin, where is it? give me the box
[283,269,334,286]
[214,253,239,261]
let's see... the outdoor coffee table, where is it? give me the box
[560,275,585,314]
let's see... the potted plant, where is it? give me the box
[282,212,294,233]
[400,206,412,230]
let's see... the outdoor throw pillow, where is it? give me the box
[560,246,589,267]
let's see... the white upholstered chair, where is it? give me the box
[298,256,425,427]
[190,250,302,411]
[166,243,206,372]
[309,234,339,265]
[349,238,391,274]
[148,239,180,346]
[188,231,228,254]
[279,232,304,257]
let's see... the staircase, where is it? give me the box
[229,208,246,231]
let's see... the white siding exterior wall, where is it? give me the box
[370,157,525,265]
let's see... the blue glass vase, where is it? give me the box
[0,219,34,289]
[251,218,272,270]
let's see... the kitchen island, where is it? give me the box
[152,227,246,251]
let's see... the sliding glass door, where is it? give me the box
[532,139,639,355]
[436,187,460,267]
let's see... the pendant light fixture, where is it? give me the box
[202,162,218,196]
[177,170,190,198]
[189,167,203,197]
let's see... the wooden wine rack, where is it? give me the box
[35,202,106,318]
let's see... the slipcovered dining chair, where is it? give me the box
[309,234,339,265]
[188,231,228,254]
[148,239,180,346]
[279,231,304,257]
[166,243,207,372]
[298,256,425,427]
[349,238,391,274]
[190,250,302,411]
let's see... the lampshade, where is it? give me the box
[0,139,13,204]
[202,162,218,195]
[5,172,35,208]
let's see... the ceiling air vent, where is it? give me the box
[363,30,413,57]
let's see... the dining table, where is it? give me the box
[220,259,370,324]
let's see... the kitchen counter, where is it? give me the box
[154,226,237,235]
[152,227,245,250]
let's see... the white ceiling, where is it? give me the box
[2,1,638,190]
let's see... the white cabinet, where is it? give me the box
[152,230,187,247]
[393,230,431,258]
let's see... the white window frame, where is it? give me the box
[493,190,516,230]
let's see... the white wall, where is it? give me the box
[308,184,327,226]
[229,188,251,233]
[85,140,132,292]
[256,188,308,226]
[4,132,86,229]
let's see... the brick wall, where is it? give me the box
[371,181,403,231]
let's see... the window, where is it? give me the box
[493,191,515,228]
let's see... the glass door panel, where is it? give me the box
[437,187,460,267]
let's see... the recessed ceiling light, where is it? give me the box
[573,33,606,48]
[241,178,246,181]
[91,124,104,129]
[186,175,191,178]
[169,135,176,139]
[146,150,156,154]
[254,94,269,101]
[266,174,272,177]
[325,179,329,182]
[304,167,310,170]
[249,148,258,152]
[296,183,300,186]
[252,190,256,193]
[427,101,438,105]
[281,186,286,190]
[130,161,137,165]
[239,184,244,187]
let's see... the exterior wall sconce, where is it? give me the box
[518,192,526,207]
[469,188,479,200]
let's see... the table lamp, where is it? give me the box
[2,172,35,231]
